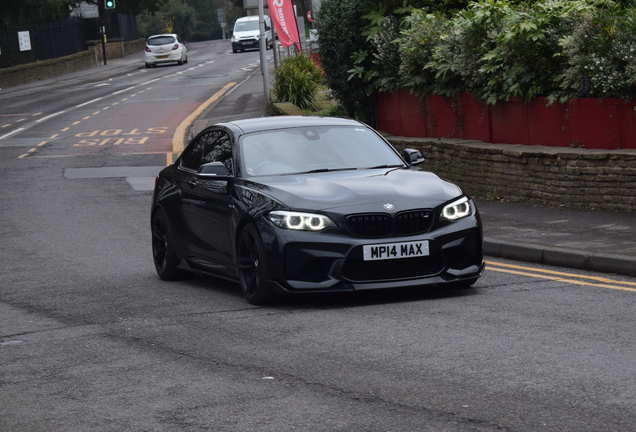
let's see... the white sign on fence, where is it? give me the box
[18,31,31,51]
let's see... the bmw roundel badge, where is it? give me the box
[383,203,395,211]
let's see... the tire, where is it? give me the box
[151,210,192,281]
[237,223,275,305]
[232,48,237,53]
[145,63,151,69]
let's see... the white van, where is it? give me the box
[231,16,273,53]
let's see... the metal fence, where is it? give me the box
[0,19,85,69]
[0,13,138,69]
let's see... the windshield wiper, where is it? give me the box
[365,164,404,169]
[287,167,358,175]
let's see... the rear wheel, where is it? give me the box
[151,210,192,281]
[237,224,275,305]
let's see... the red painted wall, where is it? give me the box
[377,91,636,149]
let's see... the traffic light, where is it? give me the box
[105,0,115,9]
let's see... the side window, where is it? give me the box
[180,135,206,171]
[201,131,234,176]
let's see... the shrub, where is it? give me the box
[555,1,636,101]
[271,54,323,111]
[317,0,376,124]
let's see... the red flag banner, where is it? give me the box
[267,0,301,51]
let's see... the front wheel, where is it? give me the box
[237,223,275,305]
[151,210,192,281]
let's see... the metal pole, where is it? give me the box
[271,24,279,69]
[258,0,269,112]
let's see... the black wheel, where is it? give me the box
[237,223,274,305]
[145,63,151,69]
[232,48,237,53]
[152,210,192,281]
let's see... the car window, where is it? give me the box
[180,135,206,171]
[234,20,259,32]
[240,126,404,177]
[201,131,233,176]
[148,36,176,46]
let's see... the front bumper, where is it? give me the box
[256,213,484,293]
[232,39,260,49]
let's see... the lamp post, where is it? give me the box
[258,0,269,112]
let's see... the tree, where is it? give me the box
[317,0,376,124]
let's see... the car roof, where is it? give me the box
[236,16,260,21]
[147,34,178,39]
[222,116,364,135]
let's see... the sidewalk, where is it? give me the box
[196,70,636,277]
[0,51,145,101]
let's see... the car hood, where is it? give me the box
[245,168,463,213]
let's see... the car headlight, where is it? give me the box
[268,211,336,231]
[441,197,472,221]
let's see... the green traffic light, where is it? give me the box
[105,0,115,8]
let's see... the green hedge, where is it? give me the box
[324,0,636,107]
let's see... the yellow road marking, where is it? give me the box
[50,134,58,139]
[83,116,91,120]
[17,153,29,159]
[488,267,636,293]
[73,121,81,125]
[28,148,36,153]
[16,118,26,123]
[62,127,70,131]
[32,113,42,116]
[172,82,236,157]
[486,260,636,287]
[93,111,101,115]
[112,102,119,105]
[1,124,10,128]
[37,141,47,146]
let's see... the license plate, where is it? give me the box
[241,41,251,45]
[363,240,429,261]
[157,55,169,59]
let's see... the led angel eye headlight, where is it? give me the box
[268,211,336,231]
[441,197,472,221]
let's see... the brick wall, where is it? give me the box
[0,51,96,89]
[124,38,146,57]
[89,38,145,64]
[388,137,636,212]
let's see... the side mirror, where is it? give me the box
[403,148,425,165]
[198,161,229,177]
[265,25,271,31]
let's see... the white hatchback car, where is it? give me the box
[144,34,187,68]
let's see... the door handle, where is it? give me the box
[187,180,196,188]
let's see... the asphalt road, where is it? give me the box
[1,40,636,432]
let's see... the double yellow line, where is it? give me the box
[487,261,636,293]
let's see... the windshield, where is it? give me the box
[240,126,405,177]
[234,20,260,32]
[148,36,176,46]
